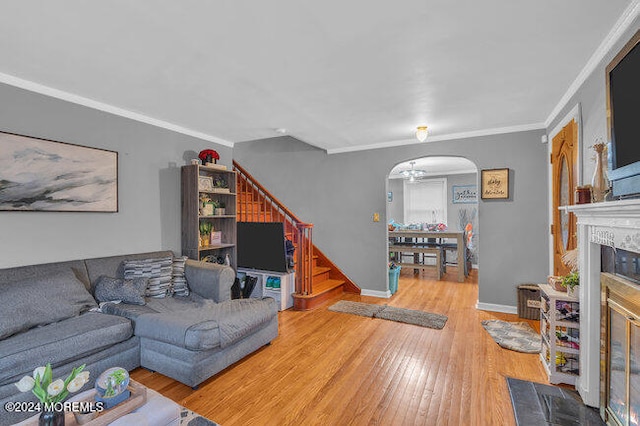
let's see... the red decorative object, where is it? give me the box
[198,149,220,165]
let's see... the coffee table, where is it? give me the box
[13,381,181,426]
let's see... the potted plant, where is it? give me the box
[214,200,226,216]
[198,149,219,165]
[561,271,579,298]
[95,367,130,409]
[199,222,213,247]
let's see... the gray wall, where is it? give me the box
[0,83,231,268]
[386,178,404,224]
[234,131,548,306]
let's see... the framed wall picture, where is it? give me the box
[452,185,477,204]
[481,168,509,199]
[198,176,214,191]
[0,131,118,212]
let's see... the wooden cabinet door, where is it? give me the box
[551,119,578,276]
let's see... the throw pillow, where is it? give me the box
[94,276,147,305]
[122,256,173,298]
[172,256,190,297]
[0,269,97,340]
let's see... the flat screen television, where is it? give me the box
[607,29,640,198]
[237,222,288,273]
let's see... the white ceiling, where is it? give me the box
[0,1,637,153]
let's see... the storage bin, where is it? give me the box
[517,284,541,319]
[389,265,401,295]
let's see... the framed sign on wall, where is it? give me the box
[452,185,477,204]
[481,168,509,200]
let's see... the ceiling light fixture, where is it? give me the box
[400,161,427,182]
[415,126,428,142]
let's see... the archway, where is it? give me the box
[386,156,478,293]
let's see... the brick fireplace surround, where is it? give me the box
[566,199,640,410]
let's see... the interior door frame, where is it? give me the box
[547,103,582,276]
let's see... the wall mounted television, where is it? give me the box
[237,222,288,273]
[607,29,640,198]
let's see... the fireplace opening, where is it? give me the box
[601,247,640,425]
[602,246,640,284]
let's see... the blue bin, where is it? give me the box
[389,265,401,294]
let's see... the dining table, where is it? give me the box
[388,230,467,282]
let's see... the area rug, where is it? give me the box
[481,320,541,353]
[180,407,219,425]
[506,377,603,425]
[328,300,447,329]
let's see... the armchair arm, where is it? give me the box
[184,260,234,302]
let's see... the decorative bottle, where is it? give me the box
[591,142,608,202]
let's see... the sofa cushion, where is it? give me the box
[171,256,189,297]
[84,251,174,288]
[0,269,97,340]
[94,276,148,305]
[123,256,173,298]
[134,298,277,351]
[0,312,133,385]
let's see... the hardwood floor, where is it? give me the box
[131,267,548,425]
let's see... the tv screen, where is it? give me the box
[237,222,288,273]
[607,30,640,198]
[609,40,640,170]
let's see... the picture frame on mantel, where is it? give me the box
[481,168,509,200]
[0,131,118,212]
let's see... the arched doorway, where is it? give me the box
[386,156,478,292]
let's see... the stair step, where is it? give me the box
[313,266,331,276]
[314,279,344,293]
[293,279,345,311]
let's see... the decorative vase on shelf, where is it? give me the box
[591,142,608,202]
[39,409,64,426]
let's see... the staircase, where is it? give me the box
[233,161,360,310]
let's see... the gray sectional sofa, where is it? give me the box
[0,251,278,425]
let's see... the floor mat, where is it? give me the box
[507,377,603,425]
[481,319,541,353]
[329,301,447,329]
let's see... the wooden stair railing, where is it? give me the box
[233,160,360,309]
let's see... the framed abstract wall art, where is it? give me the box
[0,131,118,212]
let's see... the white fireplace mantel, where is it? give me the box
[565,198,640,407]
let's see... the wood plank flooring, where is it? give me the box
[131,267,548,425]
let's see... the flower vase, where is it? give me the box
[39,409,65,426]
[591,143,608,202]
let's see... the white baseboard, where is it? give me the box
[476,302,517,314]
[360,289,391,298]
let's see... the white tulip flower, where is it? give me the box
[76,371,90,384]
[33,366,46,381]
[66,376,85,393]
[15,376,35,392]
[47,379,64,397]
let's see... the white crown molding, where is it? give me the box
[326,122,546,155]
[544,0,640,128]
[475,302,517,314]
[0,72,234,148]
